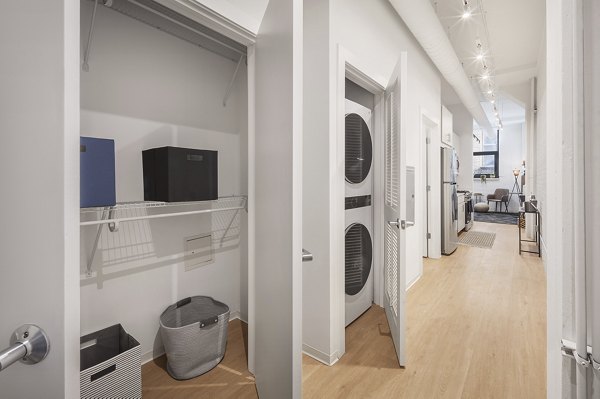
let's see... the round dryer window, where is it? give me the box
[345,113,373,184]
[345,223,373,296]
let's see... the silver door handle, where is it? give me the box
[401,220,415,229]
[0,324,50,372]
[302,249,313,262]
[387,219,400,228]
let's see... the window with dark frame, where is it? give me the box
[473,129,500,178]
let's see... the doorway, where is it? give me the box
[420,112,439,258]
[329,50,408,369]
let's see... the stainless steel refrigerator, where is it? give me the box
[441,147,458,255]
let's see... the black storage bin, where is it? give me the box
[80,324,141,399]
[142,146,218,202]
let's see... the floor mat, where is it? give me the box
[458,230,496,249]
[474,211,519,225]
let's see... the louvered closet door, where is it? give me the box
[383,54,407,367]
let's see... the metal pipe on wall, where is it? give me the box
[584,0,600,395]
[387,0,489,128]
[573,0,588,396]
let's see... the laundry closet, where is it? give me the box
[344,78,376,326]
[78,0,250,384]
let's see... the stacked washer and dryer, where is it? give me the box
[344,99,374,326]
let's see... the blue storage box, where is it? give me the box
[80,137,116,208]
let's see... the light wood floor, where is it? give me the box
[142,320,258,398]
[142,221,546,398]
[303,222,546,398]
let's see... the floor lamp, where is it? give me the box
[509,168,522,207]
[511,168,522,195]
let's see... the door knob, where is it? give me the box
[401,220,415,229]
[302,249,313,262]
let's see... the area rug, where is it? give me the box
[458,230,496,249]
[474,211,519,225]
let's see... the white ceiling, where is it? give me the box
[432,0,544,126]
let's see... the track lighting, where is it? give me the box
[462,0,472,19]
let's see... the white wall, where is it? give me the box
[541,2,600,397]
[447,103,474,192]
[302,0,442,363]
[539,0,574,396]
[80,2,248,362]
[0,1,80,397]
[302,0,335,363]
[472,124,525,212]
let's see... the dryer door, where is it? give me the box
[345,113,373,184]
[345,223,373,296]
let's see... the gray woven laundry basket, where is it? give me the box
[159,296,230,380]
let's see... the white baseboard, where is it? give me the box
[406,273,422,291]
[302,343,338,366]
[141,310,246,365]
[230,310,247,323]
[142,348,164,365]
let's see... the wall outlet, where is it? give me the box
[184,234,213,271]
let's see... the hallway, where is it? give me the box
[139,222,546,398]
[302,221,546,398]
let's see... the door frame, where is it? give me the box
[419,109,440,259]
[65,1,81,396]
[333,45,386,360]
[74,0,262,385]
[246,44,256,375]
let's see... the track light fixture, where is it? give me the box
[462,0,472,19]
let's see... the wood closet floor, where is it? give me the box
[142,221,546,399]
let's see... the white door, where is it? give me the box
[252,0,303,397]
[423,127,430,257]
[383,54,408,366]
[0,1,80,398]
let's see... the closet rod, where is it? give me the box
[82,0,99,72]
[80,204,246,227]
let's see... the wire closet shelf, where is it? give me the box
[80,196,246,278]
[80,195,247,229]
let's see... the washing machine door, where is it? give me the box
[345,223,373,296]
[345,113,373,184]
